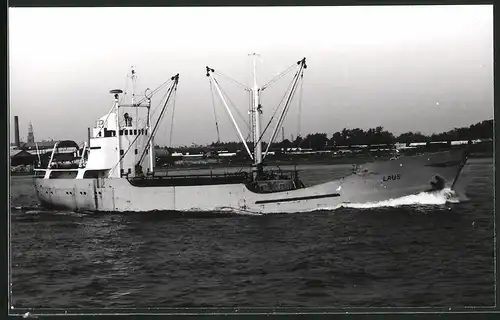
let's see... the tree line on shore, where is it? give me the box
[159,119,493,154]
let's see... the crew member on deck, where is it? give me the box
[124,113,133,126]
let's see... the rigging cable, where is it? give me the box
[211,78,241,147]
[274,71,303,137]
[261,63,297,91]
[249,90,254,147]
[297,71,304,139]
[135,78,175,105]
[135,77,174,128]
[168,87,178,148]
[263,67,304,158]
[213,78,250,131]
[144,86,172,136]
[254,69,300,147]
[138,77,179,166]
[150,83,174,120]
[211,77,252,152]
[214,70,250,91]
[209,78,221,143]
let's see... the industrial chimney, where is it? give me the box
[14,116,20,147]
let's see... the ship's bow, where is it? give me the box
[339,148,469,203]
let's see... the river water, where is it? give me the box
[9,158,494,309]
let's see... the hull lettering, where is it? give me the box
[382,174,401,182]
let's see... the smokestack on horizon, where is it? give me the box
[14,116,20,147]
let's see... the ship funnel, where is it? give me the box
[14,116,20,147]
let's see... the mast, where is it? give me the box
[250,53,263,168]
[148,99,154,173]
[111,90,122,177]
[206,55,306,172]
[130,66,155,172]
[131,66,136,106]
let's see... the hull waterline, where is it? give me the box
[34,150,468,214]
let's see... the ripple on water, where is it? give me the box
[9,160,494,308]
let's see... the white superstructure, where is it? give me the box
[34,69,179,181]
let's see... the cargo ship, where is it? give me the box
[34,57,468,214]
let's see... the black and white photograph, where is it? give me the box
[8,4,494,312]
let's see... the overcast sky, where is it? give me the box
[9,5,493,147]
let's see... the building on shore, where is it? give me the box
[10,149,37,166]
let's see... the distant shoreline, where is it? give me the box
[11,151,491,176]
[156,151,493,171]
[10,172,34,177]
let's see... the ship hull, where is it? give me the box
[34,150,468,214]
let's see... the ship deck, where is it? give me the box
[127,171,252,187]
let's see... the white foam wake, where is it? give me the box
[220,188,462,216]
[339,188,459,210]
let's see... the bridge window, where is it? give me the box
[125,130,128,135]
[134,129,137,135]
[135,149,138,155]
[128,168,131,174]
[83,169,108,178]
[141,129,144,135]
[120,149,124,155]
[119,130,123,136]
[35,171,45,178]
[49,170,78,179]
[104,129,116,137]
[145,130,148,135]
